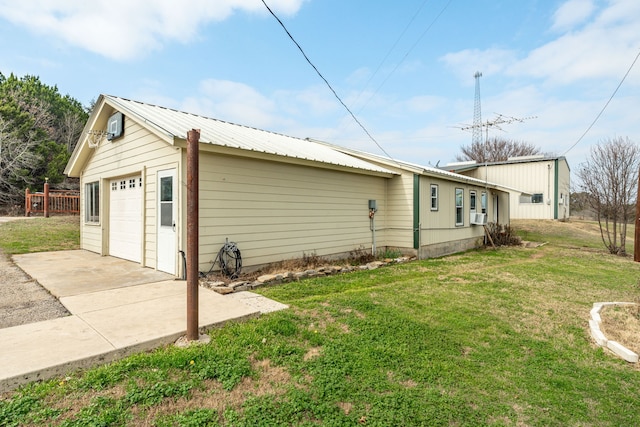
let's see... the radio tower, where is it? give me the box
[472,71,483,145]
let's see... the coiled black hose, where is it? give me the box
[201,240,242,279]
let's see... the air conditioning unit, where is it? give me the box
[470,213,487,225]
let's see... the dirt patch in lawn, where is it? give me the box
[600,303,640,356]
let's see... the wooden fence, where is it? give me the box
[25,184,80,216]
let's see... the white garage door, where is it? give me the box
[109,175,142,263]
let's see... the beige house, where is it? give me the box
[446,156,570,220]
[65,95,511,277]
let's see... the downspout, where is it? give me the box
[554,159,559,219]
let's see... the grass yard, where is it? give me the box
[514,218,636,256]
[1,219,640,426]
[0,216,79,254]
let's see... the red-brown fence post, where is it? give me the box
[43,179,50,218]
[25,188,30,217]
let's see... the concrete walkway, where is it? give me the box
[0,251,288,393]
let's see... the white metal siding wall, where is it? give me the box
[79,118,180,267]
[557,160,571,220]
[465,162,555,219]
[193,152,388,270]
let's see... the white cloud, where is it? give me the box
[551,0,596,32]
[181,79,283,129]
[440,48,518,84]
[510,0,640,85]
[440,0,640,87]
[0,0,305,61]
[275,85,338,117]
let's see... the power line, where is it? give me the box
[355,0,454,114]
[350,0,430,110]
[260,0,396,161]
[562,48,640,156]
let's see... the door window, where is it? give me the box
[160,176,173,227]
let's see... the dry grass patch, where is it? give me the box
[303,347,321,361]
[600,303,640,356]
[337,401,353,415]
[132,358,292,426]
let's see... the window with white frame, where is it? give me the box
[455,188,464,226]
[481,191,487,214]
[470,190,477,213]
[85,181,99,223]
[430,184,438,211]
[531,193,544,204]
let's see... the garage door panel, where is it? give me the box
[110,176,142,263]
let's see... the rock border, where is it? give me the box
[201,257,415,295]
[589,302,639,363]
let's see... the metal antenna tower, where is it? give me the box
[472,71,483,145]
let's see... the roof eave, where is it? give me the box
[64,95,106,177]
[176,139,397,178]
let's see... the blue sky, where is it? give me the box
[0,0,638,176]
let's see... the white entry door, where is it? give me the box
[157,169,177,274]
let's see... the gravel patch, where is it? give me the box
[0,249,69,329]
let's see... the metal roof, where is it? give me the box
[310,139,518,191]
[444,155,569,173]
[104,95,396,176]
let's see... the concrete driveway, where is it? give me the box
[1,250,288,392]
[13,250,175,297]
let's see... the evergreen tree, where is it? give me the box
[0,72,88,209]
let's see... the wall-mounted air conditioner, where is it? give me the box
[470,213,487,225]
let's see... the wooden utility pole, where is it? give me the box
[634,167,640,262]
[186,129,200,340]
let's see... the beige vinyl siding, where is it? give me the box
[191,152,387,271]
[383,173,414,249]
[78,177,102,254]
[419,177,486,246]
[79,119,180,267]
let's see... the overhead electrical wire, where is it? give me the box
[355,0,454,114]
[260,0,396,161]
[350,0,430,110]
[562,48,640,156]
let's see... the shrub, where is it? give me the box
[485,222,522,247]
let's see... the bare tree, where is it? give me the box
[577,137,640,256]
[456,137,542,163]
[0,117,42,206]
[57,110,86,153]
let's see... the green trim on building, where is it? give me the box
[554,159,559,219]
[413,174,420,249]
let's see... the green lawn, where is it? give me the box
[2,219,640,426]
[0,216,79,254]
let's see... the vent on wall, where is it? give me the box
[107,112,124,141]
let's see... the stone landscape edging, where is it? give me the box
[589,302,639,363]
[201,257,416,295]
